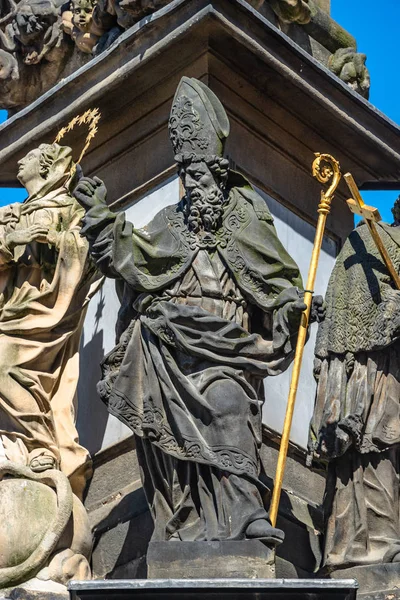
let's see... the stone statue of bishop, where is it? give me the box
[74,77,316,548]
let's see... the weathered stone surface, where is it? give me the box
[62,0,106,54]
[328,47,370,99]
[147,541,275,579]
[1,578,69,600]
[91,511,153,579]
[83,428,325,578]
[0,463,92,591]
[0,478,57,571]
[310,210,400,592]
[0,0,368,113]
[359,591,400,600]
[331,563,400,596]
[0,465,73,589]
[84,437,139,511]
[0,143,100,497]
[0,0,87,112]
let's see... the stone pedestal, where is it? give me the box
[69,579,358,600]
[147,541,275,579]
[331,564,400,600]
[0,579,69,600]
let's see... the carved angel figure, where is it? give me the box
[0,0,74,111]
[91,0,172,47]
[62,0,106,54]
[328,47,370,100]
[0,0,62,65]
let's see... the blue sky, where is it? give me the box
[331,0,400,223]
[1,0,400,220]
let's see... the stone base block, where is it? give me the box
[0,579,68,600]
[331,563,400,597]
[147,540,275,579]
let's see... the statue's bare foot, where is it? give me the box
[30,453,57,472]
[245,519,285,545]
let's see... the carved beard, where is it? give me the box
[185,185,225,234]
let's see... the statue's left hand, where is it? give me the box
[286,295,325,327]
[310,295,325,323]
[74,173,108,211]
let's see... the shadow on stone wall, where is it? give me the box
[77,291,109,454]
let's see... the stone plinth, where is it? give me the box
[332,564,400,600]
[68,579,358,600]
[147,541,275,579]
[0,579,69,600]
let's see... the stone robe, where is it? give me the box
[0,185,100,497]
[310,221,400,568]
[82,173,304,540]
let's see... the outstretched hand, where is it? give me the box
[73,168,108,211]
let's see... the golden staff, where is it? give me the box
[344,173,400,290]
[269,153,341,527]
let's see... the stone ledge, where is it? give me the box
[0,580,68,600]
[68,578,358,600]
[332,563,400,597]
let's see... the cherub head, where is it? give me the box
[71,0,96,32]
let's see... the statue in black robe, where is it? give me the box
[310,206,400,570]
[74,77,310,545]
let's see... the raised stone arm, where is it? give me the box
[73,172,127,279]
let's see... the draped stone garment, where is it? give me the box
[82,175,304,539]
[0,189,101,498]
[309,222,400,568]
[310,222,400,458]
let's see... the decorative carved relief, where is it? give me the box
[0,0,76,111]
[0,0,370,112]
[62,0,106,54]
[268,0,311,25]
[328,47,370,99]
